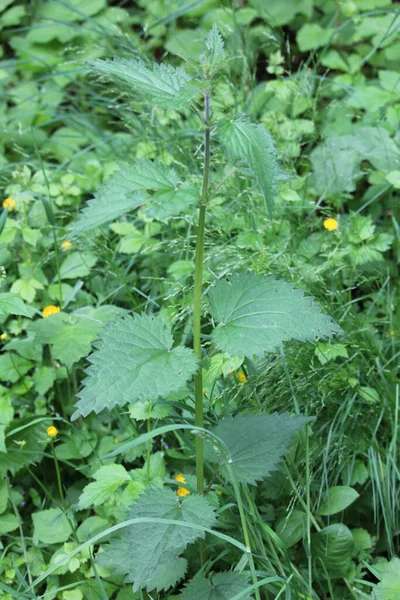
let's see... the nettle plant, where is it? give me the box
[41,28,340,598]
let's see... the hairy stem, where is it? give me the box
[194,91,210,496]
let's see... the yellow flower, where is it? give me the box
[42,305,61,318]
[175,473,190,497]
[46,425,58,437]
[323,218,338,231]
[61,240,72,251]
[237,370,247,383]
[3,197,16,211]
[0,333,8,341]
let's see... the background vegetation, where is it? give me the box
[0,1,399,599]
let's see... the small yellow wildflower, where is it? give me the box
[42,305,61,318]
[323,218,338,231]
[0,333,8,341]
[61,240,72,251]
[3,197,16,211]
[237,370,247,383]
[175,473,190,497]
[46,425,58,437]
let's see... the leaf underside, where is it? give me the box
[72,314,197,420]
[208,412,313,485]
[209,272,342,358]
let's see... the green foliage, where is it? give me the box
[180,571,253,599]
[72,314,197,420]
[208,413,312,485]
[78,464,131,509]
[318,486,359,516]
[32,508,72,544]
[89,58,203,109]
[218,116,278,213]
[312,524,354,578]
[209,273,341,357]
[0,293,35,318]
[98,487,217,592]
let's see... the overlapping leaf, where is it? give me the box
[29,305,125,368]
[71,159,197,234]
[208,413,312,485]
[0,293,35,318]
[72,314,197,420]
[97,487,217,592]
[88,58,203,108]
[180,571,252,600]
[209,272,342,357]
[218,116,278,213]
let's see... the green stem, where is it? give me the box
[305,424,313,597]
[194,91,211,496]
[228,466,261,600]
[52,225,63,306]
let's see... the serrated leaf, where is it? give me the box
[29,306,125,368]
[312,524,354,579]
[0,293,35,318]
[72,314,197,420]
[319,486,359,516]
[218,116,278,213]
[180,571,252,600]
[97,487,217,592]
[208,413,312,485]
[89,58,202,109]
[200,24,226,74]
[374,574,400,600]
[209,273,342,358]
[72,160,190,235]
[78,464,131,509]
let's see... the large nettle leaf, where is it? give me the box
[72,314,197,420]
[218,116,278,213]
[88,58,203,109]
[97,487,217,592]
[207,413,312,485]
[180,571,253,600]
[29,305,125,368]
[209,272,341,358]
[71,159,198,234]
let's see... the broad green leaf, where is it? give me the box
[88,58,202,109]
[32,508,72,544]
[33,366,56,395]
[373,558,400,580]
[218,116,278,213]
[0,418,48,477]
[315,342,348,365]
[208,413,312,485]
[311,127,399,195]
[276,510,305,548]
[29,306,125,368]
[386,170,400,188]
[97,487,217,592]
[59,252,97,280]
[0,292,35,318]
[0,512,19,534]
[296,23,335,51]
[200,24,226,74]
[76,516,109,542]
[72,314,197,420]
[319,486,359,516]
[209,273,341,358]
[78,464,131,509]
[0,353,33,383]
[180,571,252,600]
[72,160,191,234]
[374,574,400,600]
[352,528,372,552]
[312,524,354,578]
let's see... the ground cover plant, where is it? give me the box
[0,1,399,599]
